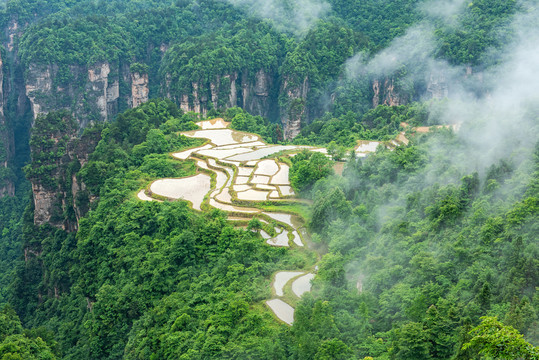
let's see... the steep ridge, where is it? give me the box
[0,51,14,198]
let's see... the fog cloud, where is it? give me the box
[345,24,438,78]
[344,0,538,171]
[419,0,468,24]
[225,0,330,36]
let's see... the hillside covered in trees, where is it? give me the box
[0,0,537,359]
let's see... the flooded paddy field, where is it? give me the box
[138,120,324,325]
[150,174,211,210]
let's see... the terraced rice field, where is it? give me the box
[137,119,323,324]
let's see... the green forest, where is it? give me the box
[0,0,537,359]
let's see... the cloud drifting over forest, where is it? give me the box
[225,0,330,36]
[344,0,538,170]
[343,1,539,292]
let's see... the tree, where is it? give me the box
[315,338,353,360]
[462,316,539,359]
[290,151,334,193]
[390,322,431,360]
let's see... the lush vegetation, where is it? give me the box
[296,128,538,358]
[290,150,334,194]
[293,103,430,147]
[6,99,536,359]
[9,101,318,359]
[0,0,537,359]
[226,107,284,143]
[2,0,519,127]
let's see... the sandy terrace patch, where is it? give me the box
[214,168,228,190]
[172,144,213,160]
[279,186,295,196]
[255,160,279,176]
[227,145,299,161]
[255,184,276,191]
[150,174,211,210]
[310,148,329,155]
[215,188,232,203]
[273,271,305,296]
[266,299,294,325]
[291,230,303,247]
[233,185,250,192]
[216,141,266,150]
[209,199,259,213]
[220,166,234,187]
[356,141,380,155]
[227,216,251,221]
[266,230,290,247]
[237,189,269,201]
[271,164,290,185]
[137,190,155,201]
[251,175,270,184]
[270,167,288,181]
[197,147,252,159]
[221,160,241,167]
[196,160,209,170]
[414,126,431,133]
[292,273,315,297]
[235,176,249,185]
[396,132,409,145]
[196,118,229,129]
[263,212,295,227]
[185,129,258,146]
[333,162,345,176]
[238,167,254,176]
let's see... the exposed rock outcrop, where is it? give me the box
[226,73,238,108]
[243,69,273,119]
[6,19,22,52]
[25,63,54,119]
[25,61,152,128]
[280,76,309,140]
[32,182,59,226]
[163,69,275,119]
[86,62,111,125]
[426,71,449,99]
[372,77,406,107]
[131,72,149,108]
[0,51,14,198]
[27,112,100,230]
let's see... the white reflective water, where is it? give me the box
[150,174,211,210]
[292,273,315,297]
[138,119,320,325]
[266,299,294,325]
[273,271,305,296]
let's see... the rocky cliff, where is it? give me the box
[0,51,15,198]
[242,69,275,119]
[25,61,150,128]
[27,112,100,231]
[165,69,276,120]
[426,71,449,99]
[20,60,149,224]
[372,77,407,107]
[131,72,149,108]
[280,76,309,140]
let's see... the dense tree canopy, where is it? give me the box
[0,0,536,359]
